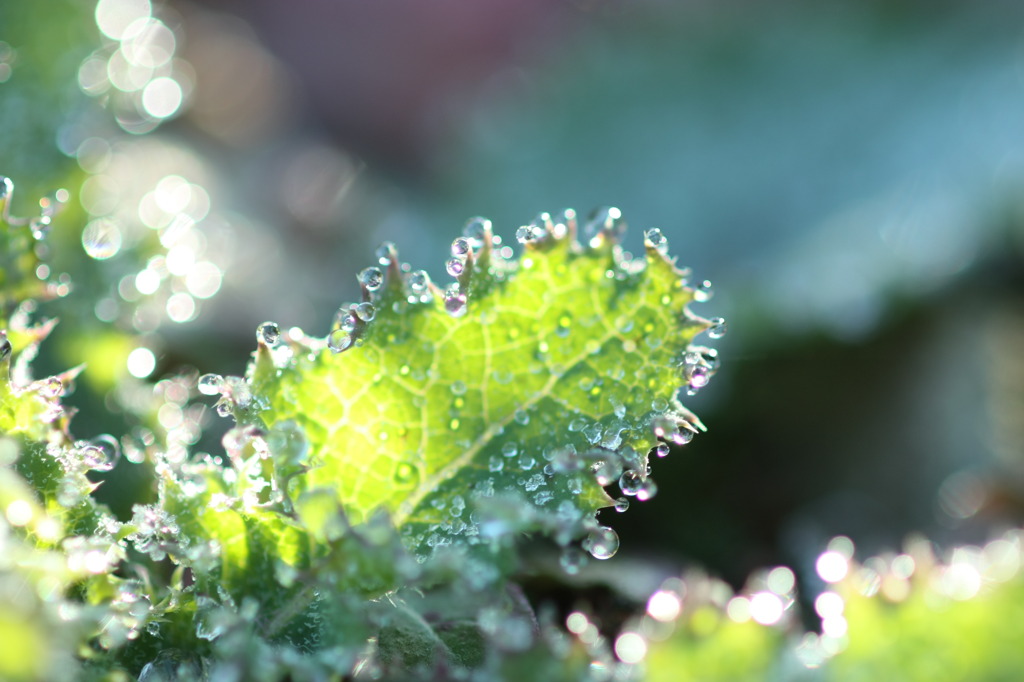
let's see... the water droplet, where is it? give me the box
[358,267,383,291]
[652,443,670,458]
[41,376,63,398]
[257,321,280,345]
[514,409,529,425]
[516,222,546,245]
[707,317,727,339]
[80,435,120,472]
[651,415,677,440]
[0,176,11,201]
[522,473,544,491]
[688,366,710,390]
[451,237,472,257]
[636,477,658,501]
[593,458,623,487]
[584,525,619,560]
[644,228,668,254]
[582,423,603,444]
[463,216,491,246]
[600,429,623,450]
[197,373,224,396]
[533,211,554,232]
[619,470,644,496]
[328,329,352,353]
[502,442,518,458]
[518,454,536,471]
[30,216,52,240]
[407,269,430,292]
[0,334,10,360]
[354,302,376,322]
[333,305,359,332]
[444,283,467,317]
[375,241,395,266]
[584,206,625,248]
[451,380,467,395]
[215,395,233,417]
[446,257,465,277]
[700,349,721,372]
[449,495,466,517]
[568,417,588,433]
[694,279,714,302]
[614,497,630,513]
[488,456,504,472]
[394,462,417,485]
[673,428,694,446]
[82,218,122,260]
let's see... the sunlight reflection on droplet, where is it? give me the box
[5,499,33,526]
[95,0,152,41]
[185,262,222,299]
[614,632,647,664]
[726,596,751,623]
[127,347,155,378]
[158,402,183,430]
[821,616,848,638]
[135,268,161,295]
[108,48,153,92]
[984,538,1021,582]
[749,592,784,625]
[940,559,982,601]
[80,175,121,215]
[646,590,682,622]
[121,18,175,69]
[82,218,123,260]
[166,245,196,276]
[142,76,182,118]
[166,292,196,323]
[766,566,795,595]
[814,592,844,620]
[154,175,191,214]
[880,575,910,602]
[78,55,110,95]
[816,551,849,583]
[891,554,915,579]
[566,612,588,635]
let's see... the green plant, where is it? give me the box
[5,2,1024,680]
[1,182,726,679]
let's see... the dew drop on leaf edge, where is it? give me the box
[585,526,619,560]
[257,321,280,345]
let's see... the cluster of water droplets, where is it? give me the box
[329,299,376,353]
[581,207,626,250]
[198,370,259,419]
[0,175,67,240]
[0,177,74,305]
[213,421,311,514]
[678,345,721,397]
[126,504,182,562]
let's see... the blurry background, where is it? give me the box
[4,0,1024,591]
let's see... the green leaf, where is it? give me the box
[220,211,715,564]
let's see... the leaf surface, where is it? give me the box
[234,212,715,554]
